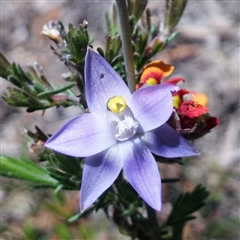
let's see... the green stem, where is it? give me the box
[146,204,161,240]
[115,0,135,93]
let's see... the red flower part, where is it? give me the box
[165,77,185,85]
[201,115,220,132]
[172,88,189,98]
[179,100,209,118]
[169,88,219,139]
[177,88,189,97]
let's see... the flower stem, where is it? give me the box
[115,0,135,93]
[146,204,161,240]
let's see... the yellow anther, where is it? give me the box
[107,96,126,113]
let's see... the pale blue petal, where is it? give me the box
[80,145,122,212]
[131,84,178,132]
[142,123,200,158]
[121,138,162,211]
[85,48,132,114]
[45,113,116,157]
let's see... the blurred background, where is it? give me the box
[1,1,239,239]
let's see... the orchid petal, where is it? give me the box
[85,48,132,114]
[142,123,200,158]
[45,114,116,157]
[80,145,122,212]
[121,137,161,211]
[132,84,178,132]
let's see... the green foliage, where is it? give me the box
[0,155,59,187]
[105,4,118,35]
[65,23,89,64]
[0,126,82,191]
[48,152,81,177]
[162,185,209,239]
[23,223,43,240]
[1,125,82,191]
[68,207,95,223]
[55,224,72,239]
[104,34,122,64]
[118,0,182,77]
[37,82,76,97]
[1,59,77,112]
[203,216,240,240]
[104,4,123,75]
[0,52,12,78]
[164,0,188,33]
[127,0,148,33]
[43,151,82,191]
[103,0,151,82]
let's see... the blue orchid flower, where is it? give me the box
[45,48,199,212]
